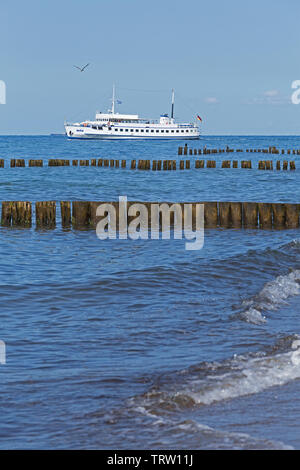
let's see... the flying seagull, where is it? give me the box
[73,63,90,72]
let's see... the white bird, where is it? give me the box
[73,63,90,72]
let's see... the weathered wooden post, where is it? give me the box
[36,201,56,228]
[258,203,273,229]
[60,201,71,228]
[285,204,299,228]
[204,202,218,228]
[219,202,231,227]
[1,201,13,226]
[10,202,32,227]
[265,161,271,170]
[230,202,243,228]
[6,201,26,226]
[272,203,286,229]
[243,202,258,228]
[72,201,90,228]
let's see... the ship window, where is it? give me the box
[98,126,102,130]
[141,129,144,132]
[130,129,134,132]
[108,127,111,130]
[92,126,97,129]
[171,130,174,133]
[166,130,169,133]
[156,130,159,133]
[176,130,179,133]
[146,129,149,132]
[161,130,164,133]
[151,130,154,133]
[120,129,123,132]
[181,130,184,133]
[114,128,118,131]
[186,129,189,132]
[136,129,139,132]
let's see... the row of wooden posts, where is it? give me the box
[1,159,128,168]
[178,145,300,156]
[1,158,296,170]
[132,159,296,170]
[1,200,300,229]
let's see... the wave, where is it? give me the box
[114,335,300,449]
[237,269,300,324]
[173,419,293,450]
[129,335,300,411]
[126,415,293,450]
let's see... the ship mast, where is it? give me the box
[171,89,175,119]
[111,84,116,115]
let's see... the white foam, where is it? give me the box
[241,269,300,324]
[133,337,300,414]
[259,270,300,307]
[184,341,300,406]
[240,306,266,325]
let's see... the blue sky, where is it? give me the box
[0,0,300,134]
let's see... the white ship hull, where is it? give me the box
[65,125,200,140]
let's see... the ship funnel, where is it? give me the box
[171,89,175,119]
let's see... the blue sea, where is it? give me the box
[0,135,300,450]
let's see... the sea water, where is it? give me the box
[0,135,299,449]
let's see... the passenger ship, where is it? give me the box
[65,87,200,140]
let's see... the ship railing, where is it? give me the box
[64,122,92,128]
